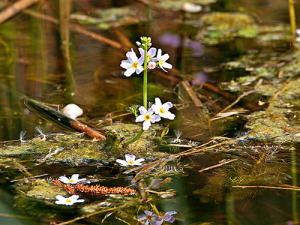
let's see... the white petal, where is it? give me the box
[138,55,144,65]
[163,111,175,120]
[128,49,138,62]
[69,195,80,201]
[155,98,162,108]
[161,54,170,61]
[139,48,144,57]
[71,174,79,181]
[159,64,167,72]
[148,48,157,57]
[124,67,135,77]
[138,106,147,115]
[136,115,145,122]
[120,60,132,69]
[136,65,144,74]
[133,158,145,165]
[125,51,133,63]
[55,195,66,201]
[150,115,161,123]
[58,176,70,184]
[163,62,172,69]
[162,102,173,110]
[125,154,136,162]
[143,120,151,130]
[157,49,162,58]
[75,199,85,203]
[116,159,128,166]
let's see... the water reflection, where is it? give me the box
[0,0,299,224]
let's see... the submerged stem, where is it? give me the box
[125,129,144,145]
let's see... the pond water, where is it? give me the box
[0,0,300,224]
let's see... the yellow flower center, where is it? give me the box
[66,198,72,203]
[147,55,151,60]
[69,179,75,182]
[159,60,164,66]
[144,114,151,121]
[146,215,153,220]
[127,160,134,164]
[132,62,138,68]
[159,108,165,114]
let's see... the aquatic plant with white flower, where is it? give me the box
[55,195,84,206]
[120,37,175,144]
[135,106,161,130]
[116,154,144,166]
[137,210,162,225]
[120,48,144,77]
[58,174,86,184]
[152,97,175,120]
[156,49,172,72]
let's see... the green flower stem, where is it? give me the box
[143,45,148,108]
[126,44,149,145]
[125,128,144,145]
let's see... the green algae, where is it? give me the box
[0,124,167,166]
[25,179,67,200]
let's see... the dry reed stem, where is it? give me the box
[198,159,238,172]
[181,80,203,106]
[0,0,39,24]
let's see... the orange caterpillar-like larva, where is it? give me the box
[53,179,135,195]
[74,183,136,195]
[53,179,76,194]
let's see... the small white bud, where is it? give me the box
[136,41,141,46]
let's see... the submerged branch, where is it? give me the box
[0,0,39,24]
[232,185,300,191]
[198,159,238,172]
[181,80,203,107]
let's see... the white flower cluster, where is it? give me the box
[136,97,175,130]
[120,45,172,77]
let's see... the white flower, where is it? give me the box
[156,49,172,72]
[116,154,145,166]
[135,106,161,130]
[148,61,156,69]
[120,48,144,77]
[58,174,86,184]
[139,47,157,62]
[55,195,84,206]
[152,97,175,120]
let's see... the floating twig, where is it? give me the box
[181,80,203,106]
[0,0,39,24]
[198,159,238,173]
[267,79,290,111]
[22,9,124,51]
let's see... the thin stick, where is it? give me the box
[267,79,290,110]
[0,0,40,24]
[11,173,48,182]
[56,207,116,225]
[22,9,124,50]
[198,159,238,172]
[232,185,300,191]
[181,80,203,106]
[216,90,255,116]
